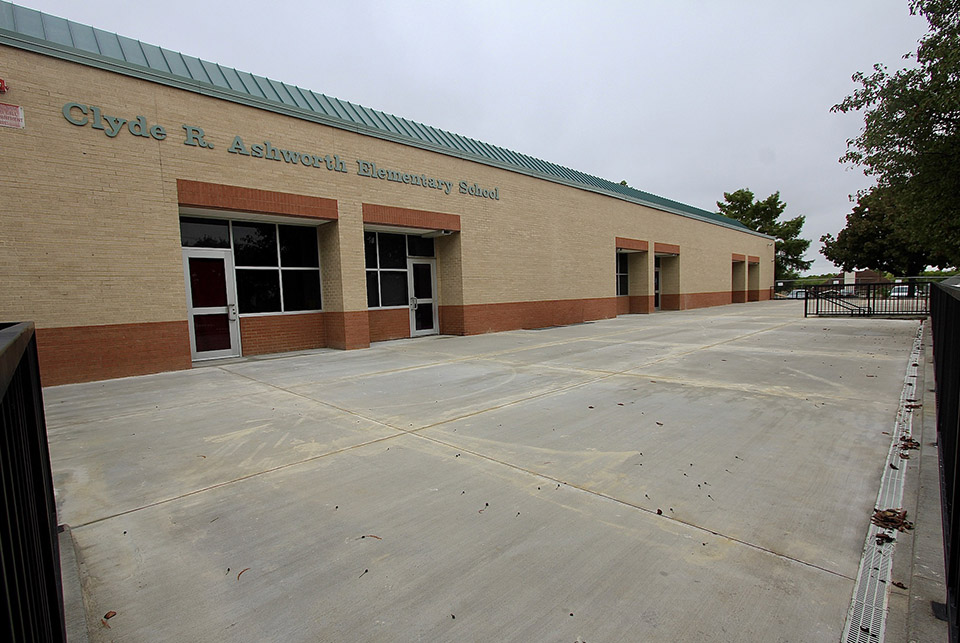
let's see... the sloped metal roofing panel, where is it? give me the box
[201,60,230,90]
[39,12,70,46]
[0,3,13,31]
[11,4,41,37]
[0,0,755,233]
[92,28,122,59]
[140,42,169,72]
[161,48,191,78]
[117,35,148,68]
[66,20,97,53]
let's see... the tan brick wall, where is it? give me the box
[1,45,775,352]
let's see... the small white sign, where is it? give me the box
[0,103,24,129]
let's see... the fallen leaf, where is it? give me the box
[104,611,117,620]
[237,568,250,581]
[900,437,920,450]
[871,508,914,532]
[892,581,908,590]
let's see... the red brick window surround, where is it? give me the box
[362,204,460,231]
[615,237,648,252]
[177,179,338,221]
[654,242,681,255]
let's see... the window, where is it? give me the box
[616,252,629,296]
[180,217,322,314]
[180,217,230,248]
[365,232,435,308]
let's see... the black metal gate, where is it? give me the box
[0,322,66,642]
[803,282,932,317]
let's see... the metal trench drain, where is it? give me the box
[842,322,924,643]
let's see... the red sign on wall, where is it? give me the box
[0,103,25,128]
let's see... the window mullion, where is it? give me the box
[275,224,285,312]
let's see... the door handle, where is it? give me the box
[409,297,418,310]
[227,303,237,321]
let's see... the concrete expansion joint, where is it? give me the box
[409,429,856,581]
[68,431,404,530]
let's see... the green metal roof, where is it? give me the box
[0,1,757,234]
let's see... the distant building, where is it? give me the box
[855,270,889,284]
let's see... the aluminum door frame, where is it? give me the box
[182,247,241,360]
[406,257,439,337]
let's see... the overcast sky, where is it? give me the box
[22,0,929,275]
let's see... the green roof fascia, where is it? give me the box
[0,2,770,239]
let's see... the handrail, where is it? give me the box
[931,277,960,642]
[1,321,67,642]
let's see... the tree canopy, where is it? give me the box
[820,186,945,275]
[717,189,812,280]
[828,0,960,269]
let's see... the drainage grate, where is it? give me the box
[841,321,924,643]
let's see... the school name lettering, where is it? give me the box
[227,136,347,172]
[356,160,499,200]
[61,101,500,201]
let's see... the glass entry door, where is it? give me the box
[182,248,240,360]
[407,258,438,337]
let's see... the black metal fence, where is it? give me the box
[932,278,960,643]
[0,322,66,642]
[802,282,932,317]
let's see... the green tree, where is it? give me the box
[830,0,960,267]
[717,189,812,280]
[820,186,945,275]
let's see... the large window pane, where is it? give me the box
[380,271,408,306]
[364,232,378,269]
[279,225,319,267]
[236,269,280,313]
[407,235,435,257]
[282,271,322,311]
[377,233,406,269]
[181,217,229,248]
[366,271,380,308]
[617,253,628,274]
[233,222,277,266]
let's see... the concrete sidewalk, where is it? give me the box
[45,302,926,642]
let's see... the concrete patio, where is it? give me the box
[45,301,931,642]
